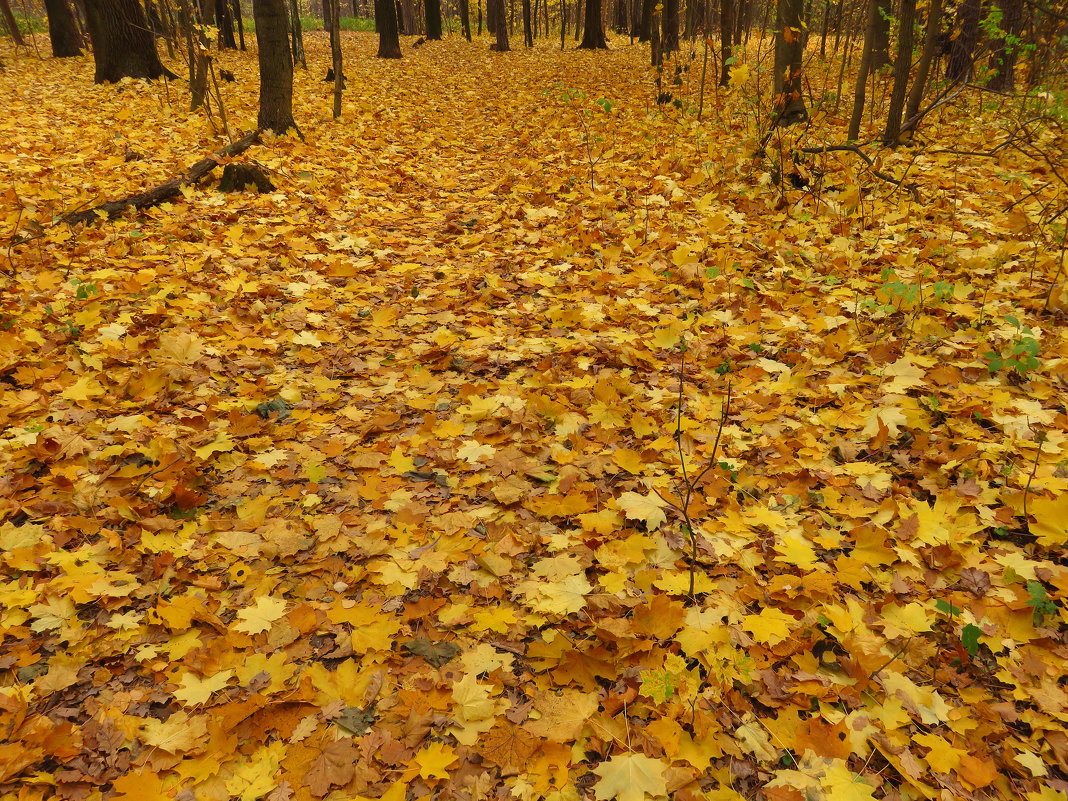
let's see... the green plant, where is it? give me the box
[1026,581,1057,625]
[544,83,616,191]
[984,315,1041,376]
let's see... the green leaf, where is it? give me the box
[640,668,678,703]
[934,599,961,617]
[961,624,982,657]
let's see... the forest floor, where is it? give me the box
[1,30,1067,801]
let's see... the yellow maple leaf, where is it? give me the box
[914,733,964,773]
[233,595,288,635]
[617,491,668,530]
[173,669,234,706]
[820,761,877,801]
[612,449,645,475]
[593,753,668,801]
[741,607,795,645]
[416,741,457,780]
[61,374,107,402]
[1031,494,1068,546]
[523,688,599,740]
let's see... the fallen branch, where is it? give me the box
[799,143,921,200]
[61,130,262,226]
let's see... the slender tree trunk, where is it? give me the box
[634,0,652,40]
[254,0,296,131]
[661,0,678,51]
[217,0,238,47]
[234,0,245,48]
[882,0,915,143]
[85,0,175,81]
[490,0,508,47]
[425,0,442,37]
[818,0,828,56]
[288,0,306,66]
[0,0,25,45]
[719,0,732,85]
[904,0,942,123]
[395,0,405,32]
[522,0,532,44]
[946,0,979,82]
[578,0,606,46]
[870,0,889,68]
[327,0,342,116]
[988,0,1022,91]
[375,0,401,54]
[773,0,807,124]
[733,0,745,44]
[44,0,83,56]
[848,0,877,139]
[559,0,564,46]
[477,0,482,34]
[459,0,471,38]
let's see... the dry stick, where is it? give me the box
[671,345,733,599]
[60,130,261,226]
[1022,429,1047,524]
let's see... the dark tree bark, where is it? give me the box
[0,0,25,45]
[633,0,652,40]
[904,0,943,125]
[772,0,807,124]
[733,0,746,44]
[217,0,238,48]
[946,0,980,82]
[487,0,496,33]
[327,0,342,117]
[288,0,306,67]
[44,0,83,56]
[521,0,533,45]
[253,0,296,132]
[375,0,401,56]
[424,0,442,38]
[848,0,878,139]
[459,0,471,38]
[579,0,606,46]
[661,0,679,52]
[883,0,916,143]
[719,0,733,85]
[490,0,508,48]
[84,0,175,82]
[613,0,625,31]
[234,0,245,49]
[988,0,1022,91]
[870,0,890,67]
[395,0,405,32]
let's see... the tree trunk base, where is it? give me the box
[219,163,275,193]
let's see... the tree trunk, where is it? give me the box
[870,0,889,68]
[772,0,807,124]
[946,0,979,82]
[328,0,342,117]
[459,0,471,38]
[84,0,175,82]
[0,0,25,45]
[988,0,1022,91]
[719,0,732,85]
[578,0,606,46]
[882,0,915,144]
[733,0,745,44]
[217,0,238,47]
[253,0,296,132]
[903,0,942,125]
[288,0,306,67]
[522,0,533,44]
[490,0,508,48]
[425,0,442,38]
[634,0,652,40]
[44,0,83,56]
[375,0,401,55]
[661,0,678,52]
[234,0,245,49]
[848,0,877,139]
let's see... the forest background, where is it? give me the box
[0,0,1067,798]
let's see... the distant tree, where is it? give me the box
[661,0,679,52]
[459,0,471,40]
[882,0,916,144]
[288,0,306,67]
[522,0,533,46]
[633,0,653,41]
[904,0,943,127]
[772,0,807,124]
[84,0,175,82]
[870,0,890,68]
[43,0,83,57]
[215,0,238,48]
[946,0,981,82]
[490,0,509,49]
[579,0,607,47]
[848,0,879,139]
[0,0,26,45]
[326,0,342,117]
[425,0,442,39]
[375,0,401,56]
[253,0,296,132]
[988,0,1022,91]
[719,0,733,86]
